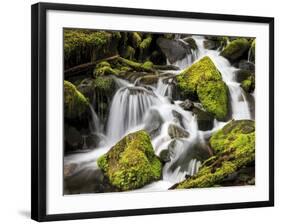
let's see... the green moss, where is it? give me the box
[197,80,228,120]
[241,75,255,93]
[97,130,162,191]
[210,120,255,153]
[92,76,115,94]
[123,45,135,60]
[64,80,89,119]
[117,57,154,72]
[175,120,255,189]
[142,61,154,70]
[140,34,152,49]
[176,56,222,98]
[220,38,250,61]
[93,61,118,76]
[64,29,111,60]
[131,32,142,48]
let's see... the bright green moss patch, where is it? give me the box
[197,80,228,120]
[176,56,229,120]
[220,38,250,61]
[175,120,255,189]
[176,56,222,98]
[64,80,89,119]
[210,120,255,153]
[97,130,162,191]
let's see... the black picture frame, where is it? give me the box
[31,2,274,222]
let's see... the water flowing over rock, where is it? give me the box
[143,109,164,138]
[168,124,189,139]
[106,86,160,142]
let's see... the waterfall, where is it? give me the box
[106,86,161,143]
[156,78,172,97]
[192,36,252,120]
[89,104,101,133]
[64,34,254,193]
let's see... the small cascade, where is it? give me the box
[89,104,101,133]
[156,78,173,97]
[192,36,252,120]
[106,86,161,143]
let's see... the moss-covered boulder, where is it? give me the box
[176,56,222,98]
[174,120,255,189]
[197,81,228,120]
[97,130,162,191]
[176,56,229,120]
[220,38,250,62]
[64,80,89,119]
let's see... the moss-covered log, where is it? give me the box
[174,120,255,189]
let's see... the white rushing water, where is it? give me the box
[64,35,253,192]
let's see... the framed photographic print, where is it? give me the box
[31,2,274,222]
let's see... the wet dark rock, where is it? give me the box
[238,60,255,73]
[144,109,164,138]
[182,37,198,50]
[64,167,118,194]
[156,37,192,63]
[192,107,214,131]
[168,124,189,139]
[235,69,253,83]
[172,110,185,128]
[64,125,83,151]
[179,99,194,111]
[203,40,217,50]
[159,149,171,163]
[64,163,78,177]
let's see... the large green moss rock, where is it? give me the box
[197,81,228,120]
[220,38,250,62]
[97,130,162,191]
[64,80,89,119]
[176,56,229,120]
[175,120,255,189]
[176,56,222,98]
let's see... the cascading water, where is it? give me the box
[106,85,161,143]
[64,35,254,193]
